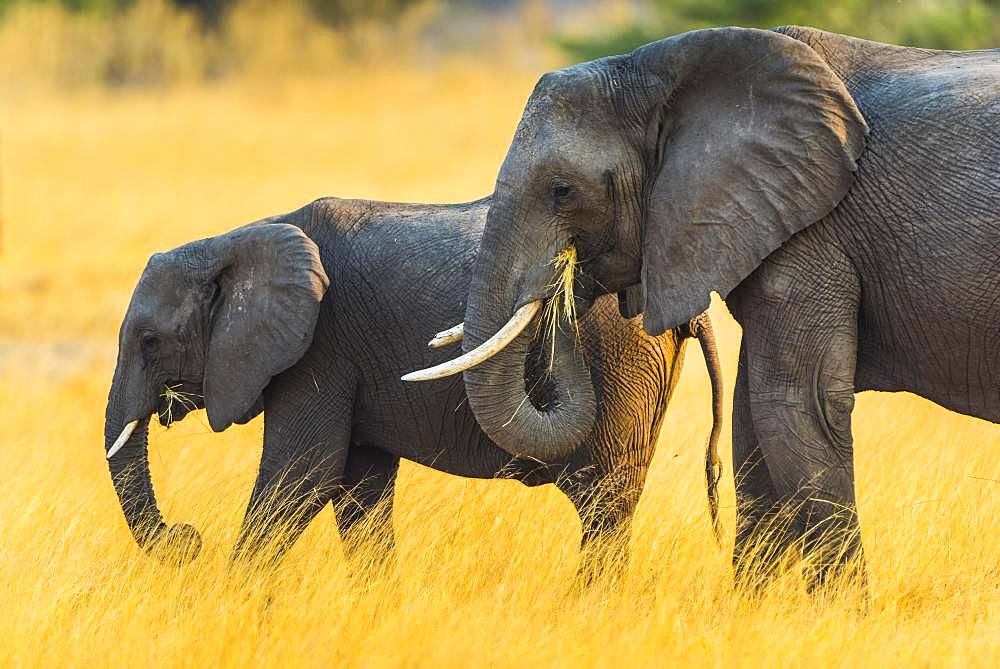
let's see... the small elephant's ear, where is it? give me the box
[633,27,867,334]
[233,397,264,425]
[203,223,329,432]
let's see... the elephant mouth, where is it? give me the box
[156,380,203,427]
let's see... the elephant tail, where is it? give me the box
[689,312,724,547]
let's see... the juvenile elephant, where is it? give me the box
[104,196,723,571]
[408,27,1000,586]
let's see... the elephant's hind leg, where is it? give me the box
[333,444,400,572]
[735,243,866,590]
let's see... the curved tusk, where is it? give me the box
[428,323,464,349]
[106,419,139,459]
[403,301,541,382]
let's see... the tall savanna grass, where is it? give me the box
[1,2,999,666]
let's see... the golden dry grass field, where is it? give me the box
[2,28,1000,669]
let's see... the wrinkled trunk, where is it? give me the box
[462,202,596,462]
[104,365,166,550]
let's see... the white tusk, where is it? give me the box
[403,301,541,382]
[428,323,464,349]
[106,419,139,459]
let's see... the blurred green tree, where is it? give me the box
[558,0,1000,61]
[0,0,430,26]
[306,0,427,26]
[173,0,228,25]
[0,0,129,14]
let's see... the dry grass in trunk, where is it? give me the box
[539,245,580,372]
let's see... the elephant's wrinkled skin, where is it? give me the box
[426,26,999,586]
[104,197,722,572]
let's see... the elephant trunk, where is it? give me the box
[106,412,165,548]
[462,201,596,462]
[104,359,201,562]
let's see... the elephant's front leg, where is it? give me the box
[231,361,355,567]
[732,342,789,590]
[560,464,643,585]
[332,444,400,573]
[735,247,866,590]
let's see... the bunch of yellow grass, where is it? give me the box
[539,245,580,370]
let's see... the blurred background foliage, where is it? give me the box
[558,0,1000,60]
[0,0,996,91]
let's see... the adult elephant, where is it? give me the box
[104,196,723,574]
[406,26,1000,586]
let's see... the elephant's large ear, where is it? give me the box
[633,27,867,334]
[203,223,329,432]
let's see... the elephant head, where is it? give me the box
[406,27,867,458]
[105,222,328,562]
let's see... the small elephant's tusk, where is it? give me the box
[106,419,139,459]
[403,301,541,382]
[428,323,464,349]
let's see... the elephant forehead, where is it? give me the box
[129,280,202,327]
[529,56,655,127]
[504,116,630,182]
[145,237,214,275]
[133,255,210,318]
[531,64,608,115]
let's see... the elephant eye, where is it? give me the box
[552,182,572,200]
[551,180,576,213]
[140,333,159,356]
